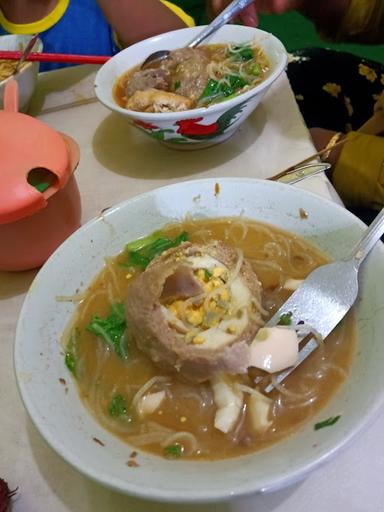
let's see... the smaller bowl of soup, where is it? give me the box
[0,34,43,112]
[94,25,287,149]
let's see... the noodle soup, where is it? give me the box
[114,42,270,113]
[0,59,20,82]
[64,217,356,460]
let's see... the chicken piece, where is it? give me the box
[126,88,193,113]
[125,68,170,96]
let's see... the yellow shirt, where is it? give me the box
[332,132,384,209]
[161,1,195,27]
[0,0,194,36]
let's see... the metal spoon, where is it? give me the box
[12,33,40,76]
[141,0,254,70]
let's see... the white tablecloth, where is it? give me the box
[1,65,383,512]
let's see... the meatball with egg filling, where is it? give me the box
[125,241,265,382]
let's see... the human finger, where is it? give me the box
[239,4,258,26]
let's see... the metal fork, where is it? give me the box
[263,207,384,393]
[274,162,331,185]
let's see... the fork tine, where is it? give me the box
[263,337,318,393]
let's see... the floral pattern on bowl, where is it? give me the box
[133,99,249,145]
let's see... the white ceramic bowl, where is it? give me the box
[15,179,384,502]
[94,26,287,149]
[0,34,43,112]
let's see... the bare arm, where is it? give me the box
[97,0,191,47]
[208,0,350,37]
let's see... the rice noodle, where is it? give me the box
[77,289,106,325]
[146,421,175,434]
[236,383,266,397]
[179,386,214,409]
[251,258,283,271]
[225,218,249,245]
[227,403,247,444]
[227,248,244,285]
[316,362,348,380]
[271,375,315,402]
[56,291,87,302]
[128,432,173,446]
[160,431,198,456]
[131,376,170,411]
[295,324,324,346]
[104,256,121,298]
[191,228,212,243]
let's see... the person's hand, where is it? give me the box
[208,0,296,26]
[310,127,344,177]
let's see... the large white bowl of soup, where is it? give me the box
[0,34,43,112]
[14,179,384,502]
[94,25,287,149]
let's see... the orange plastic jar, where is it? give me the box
[0,80,81,271]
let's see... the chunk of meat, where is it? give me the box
[125,68,170,96]
[126,241,264,382]
[126,88,193,113]
[161,266,203,303]
[163,48,210,101]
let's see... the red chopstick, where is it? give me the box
[0,50,110,65]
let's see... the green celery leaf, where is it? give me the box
[64,328,80,375]
[164,443,183,458]
[65,352,76,374]
[126,231,163,252]
[86,303,128,358]
[248,62,261,76]
[314,415,341,430]
[199,75,248,104]
[124,231,188,269]
[109,394,128,417]
[278,312,293,326]
[228,45,254,61]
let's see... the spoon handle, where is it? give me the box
[13,33,39,74]
[188,0,254,48]
[349,207,384,268]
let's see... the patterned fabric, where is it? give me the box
[287,47,384,227]
[287,47,384,133]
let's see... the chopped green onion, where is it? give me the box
[228,45,254,61]
[109,394,128,417]
[164,443,183,458]
[86,303,128,358]
[204,268,212,280]
[64,328,79,375]
[174,80,181,90]
[124,231,188,270]
[65,352,76,374]
[249,62,261,76]
[278,312,293,326]
[314,415,341,430]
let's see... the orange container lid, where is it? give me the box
[0,79,72,224]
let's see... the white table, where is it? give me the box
[1,65,383,512]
